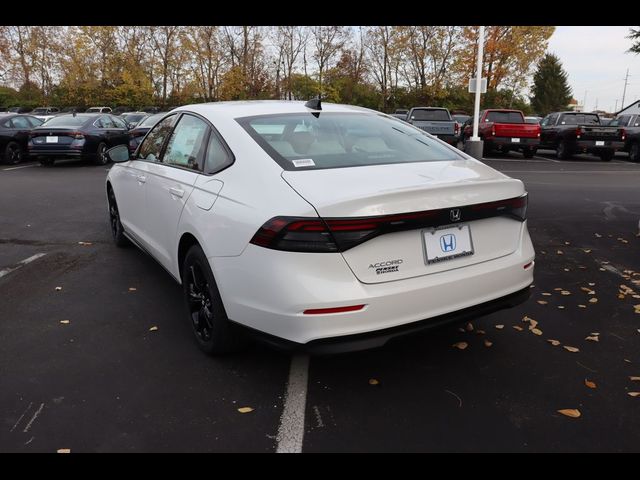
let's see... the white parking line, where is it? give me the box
[276,354,310,453]
[0,253,47,279]
[2,164,39,171]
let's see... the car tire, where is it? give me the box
[94,142,109,165]
[182,244,247,355]
[599,150,614,162]
[522,147,535,159]
[556,140,571,160]
[107,187,130,248]
[4,141,23,165]
[629,142,639,163]
[39,158,55,167]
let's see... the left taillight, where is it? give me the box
[250,194,528,253]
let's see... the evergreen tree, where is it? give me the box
[530,54,572,115]
[628,27,640,54]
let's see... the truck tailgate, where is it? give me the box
[494,123,539,138]
[580,126,623,141]
[411,120,456,136]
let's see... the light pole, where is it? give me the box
[465,25,485,159]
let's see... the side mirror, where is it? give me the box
[106,144,131,163]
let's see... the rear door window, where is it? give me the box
[162,114,209,171]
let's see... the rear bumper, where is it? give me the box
[248,284,531,354]
[486,137,539,148]
[27,148,84,158]
[211,221,535,346]
[575,140,624,151]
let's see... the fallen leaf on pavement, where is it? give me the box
[564,268,570,272]
[583,249,592,253]
[578,305,587,308]
[537,300,548,305]
[368,379,379,385]
[59,320,70,324]
[629,376,640,381]
[595,233,602,238]
[149,326,158,332]
[531,328,543,336]
[564,346,580,353]
[618,294,626,300]
[554,288,563,291]
[547,339,561,346]
[557,250,564,255]
[57,449,71,454]
[458,327,465,333]
[55,286,62,291]
[580,287,594,294]
[475,329,486,335]
[484,340,493,347]
[495,324,504,329]
[542,292,552,296]
[238,407,254,413]
[129,287,137,292]
[589,298,598,303]
[588,283,596,286]
[585,336,599,342]
[558,306,565,309]
[585,379,597,389]
[625,359,632,363]
[78,241,93,246]
[565,241,571,245]
[465,322,474,332]
[513,326,523,331]
[628,392,640,397]
[557,409,581,418]
[561,290,571,296]
[590,332,600,336]
[452,342,468,350]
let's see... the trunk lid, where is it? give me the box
[30,128,81,147]
[282,160,526,284]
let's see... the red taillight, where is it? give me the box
[491,127,496,136]
[454,123,459,135]
[303,305,366,315]
[621,128,626,141]
[250,194,528,253]
[69,131,84,140]
[576,127,582,139]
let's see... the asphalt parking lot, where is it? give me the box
[1,149,639,452]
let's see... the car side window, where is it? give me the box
[137,114,178,162]
[26,116,43,127]
[10,116,31,129]
[205,130,234,174]
[100,116,116,128]
[162,114,209,171]
[111,116,127,129]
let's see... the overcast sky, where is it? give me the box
[547,26,639,113]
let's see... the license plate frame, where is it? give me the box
[511,137,521,143]
[45,136,58,143]
[422,224,474,265]
[595,140,605,146]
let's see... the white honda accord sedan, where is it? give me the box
[105,100,535,354]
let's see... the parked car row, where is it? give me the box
[392,106,633,162]
[0,111,165,166]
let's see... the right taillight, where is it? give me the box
[250,194,528,253]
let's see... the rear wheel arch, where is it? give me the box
[178,233,201,282]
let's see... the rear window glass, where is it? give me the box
[138,114,164,128]
[237,112,463,171]
[410,109,450,121]
[561,114,599,125]
[485,111,524,123]
[36,115,88,128]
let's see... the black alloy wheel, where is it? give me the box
[5,142,23,164]
[182,245,246,355]
[107,188,129,247]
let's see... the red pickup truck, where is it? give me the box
[461,109,541,158]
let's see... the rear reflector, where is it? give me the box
[303,305,365,315]
[523,261,533,269]
[251,194,528,253]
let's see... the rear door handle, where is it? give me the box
[169,187,184,198]
[136,175,146,184]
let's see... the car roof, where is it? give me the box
[172,100,376,119]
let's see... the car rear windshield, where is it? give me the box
[485,111,524,123]
[409,109,450,121]
[36,115,88,128]
[237,112,463,171]
[138,114,164,128]
[560,114,600,125]
[124,114,146,123]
